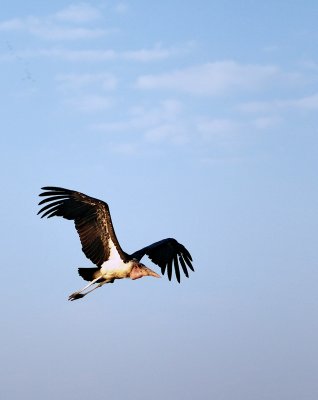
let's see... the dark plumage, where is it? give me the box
[38,186,194,300]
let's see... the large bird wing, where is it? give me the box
[131,238,194,283]
[38,186,128,267]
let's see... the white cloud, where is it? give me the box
[135,61,280,95]
[200,156,245,165]
[30,24,107,40]
[92,99,189,144]
[144,123,188,144]
[92,99,282,149]
[33,48,116,61]
[54,3,102,23]
[299,60,318,71]
[239,93,318,113]
[197,118,240,139]
[56,73,118,91]
[64,94,113,112]
[2,44,180,62]
[122,47,173,62]
[111,142,138,155]
[237,101,270,113]
[93,99,183,132]
[0,18,24,30]
[289,93,318,110]
[196,114,281,142]
[251,116,282,129]
[114,3,129,14]
[0,6,109,40]
[263,45,280,53]
[122,42,192,61]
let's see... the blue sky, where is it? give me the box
[1,1,317,399]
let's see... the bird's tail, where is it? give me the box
[78,267,101,282]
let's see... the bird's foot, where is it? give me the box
[68,292,86,301]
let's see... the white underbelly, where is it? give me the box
[100,259,133,279]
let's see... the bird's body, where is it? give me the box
[38,186,194,300]
[101,259,133,280]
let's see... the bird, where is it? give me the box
[38,186,194,301]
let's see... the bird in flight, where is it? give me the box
[38,187,194,301]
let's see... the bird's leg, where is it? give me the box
[68,281,109,301]
[68,276,103,301]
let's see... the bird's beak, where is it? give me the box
[144,266,161,278]
[130,265,161,280]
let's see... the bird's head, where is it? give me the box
[129,262,161,280]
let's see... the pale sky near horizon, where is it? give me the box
[1,1,317,400]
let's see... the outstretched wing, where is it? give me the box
[38,186,128,267]
[131,238,194,283]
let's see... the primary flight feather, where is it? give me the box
[38,186,194,300]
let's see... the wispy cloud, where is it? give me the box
[196,114,281,143]
[64,94,113,112]
[33,25,107,40]
[1,5,309,157]
[239,93,318,113]
[54,3,102,23]
[135,61,280,95]
[92,99,189,144]
[0,4,111,40]
[114,3,129,14]
[55,71,118,113]
[25,47,116,61]
[144,123,189,144]
[110,142,138,155]
[92,94,284,151]
[0,5,191,61]
[56,72,118,91]
[0,18,23,30]
[250,116,282,129]
[197,118,240,139]
[1,44,181,62]
[121,46,176,62]
[93,99,183,131]
[0,18,110,40]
